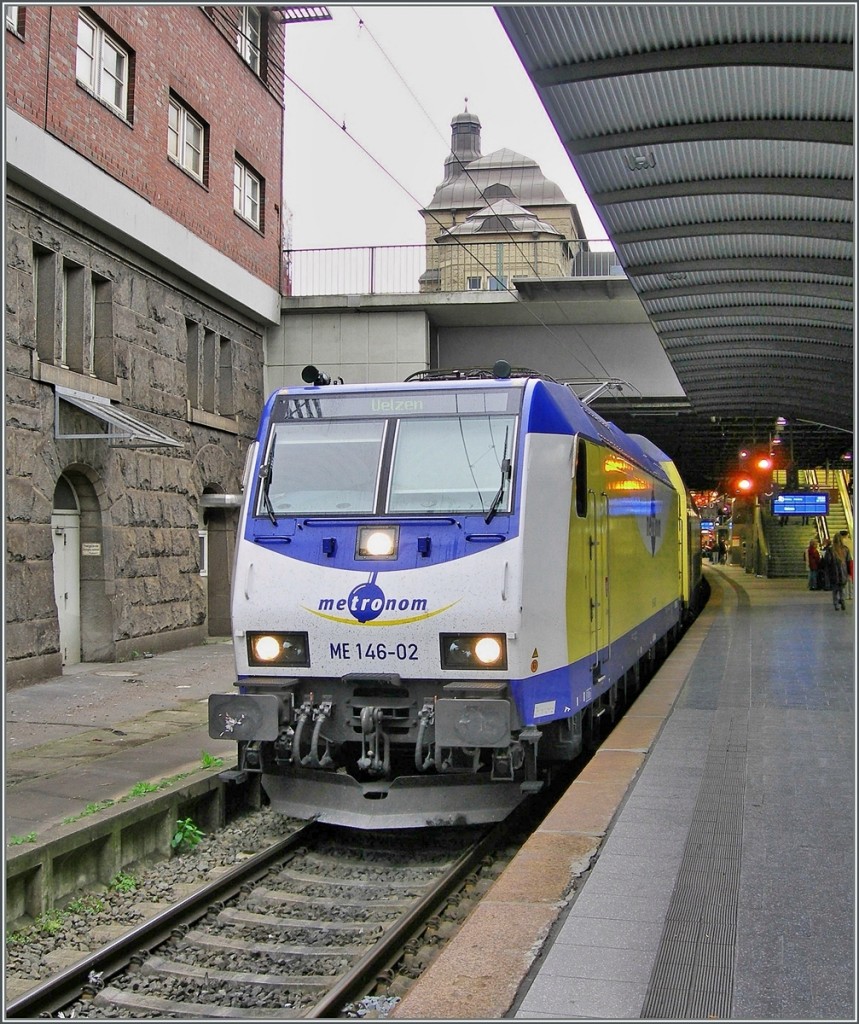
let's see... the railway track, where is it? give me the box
[6,818,514,1020]
[6,623,680,1020]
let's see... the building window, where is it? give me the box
[467,276,482,290]
[61,261,85,371]
[186,319,201,408]
[234,159,262,229]
[168,96,206,183]
[76,12,130,117]
[187,319,234,418]
[6,5,23,34]
[90,274,114,381]
[32,246,114,380]
[488,275,509,291]
[218,338,234,416]
[34,246,57,365]
[202,329,217,412]
[237,6,261,73]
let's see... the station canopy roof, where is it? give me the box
[496,4,854,491]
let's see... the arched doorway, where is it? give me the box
[51,475,81,665]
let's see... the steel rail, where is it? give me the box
[304,818,508,1019]
[5,822,318,1019]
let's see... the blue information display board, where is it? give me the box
[771,492,829,517]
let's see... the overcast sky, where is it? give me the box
[282,4,609,251]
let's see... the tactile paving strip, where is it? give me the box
[641,709,747,1018]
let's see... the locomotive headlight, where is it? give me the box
[440,633,507,670]
[357,525,399,559]
[247,632,309,667]
[474,636,503,665]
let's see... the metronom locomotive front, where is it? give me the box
[209,362,703,828]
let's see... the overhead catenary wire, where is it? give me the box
[349,8,620,387]
[284,11,624,387]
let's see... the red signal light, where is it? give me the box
[735,475,755,494]
[755,455,774,472]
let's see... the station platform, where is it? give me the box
[4,565,856,1020]
[4,638,237,840]
[394,564,856,1021]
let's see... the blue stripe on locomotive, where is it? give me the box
[509,601,679,726]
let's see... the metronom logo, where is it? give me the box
[308,574,457,625]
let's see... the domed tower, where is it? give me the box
[419,109,586,292]
[442,108,482,182]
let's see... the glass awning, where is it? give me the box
[54,386,182,448]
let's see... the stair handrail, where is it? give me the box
[836,469,853,537]
[753,501,771,576]
[805,469,829,542]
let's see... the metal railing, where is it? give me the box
[283,241,624,297]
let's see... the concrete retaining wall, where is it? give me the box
[5,771,258,930]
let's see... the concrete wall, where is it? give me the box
[438,324,687,398]
[265,310,431,392]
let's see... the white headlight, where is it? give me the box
[474,636,503,665]
[253,635,282,662]
[365,531,394,556]
[357,525,399,559]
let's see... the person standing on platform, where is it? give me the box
[822,534,850,610]
[804,538,821,590]
[838,531,853,599]
[819,538,832,590]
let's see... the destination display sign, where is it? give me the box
[771,492,830,517]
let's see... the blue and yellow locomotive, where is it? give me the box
[209,364,702,828]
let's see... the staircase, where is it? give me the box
[763,512,813,578]
[802,469,851,543]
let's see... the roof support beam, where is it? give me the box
[649,305,854,326]
[592,177,853,204]
[625,256,852,278]
[532,42,853,87]
[660,324,850,344]
[685,386,852,410]
[664,338,849,359]
[637,281,854,302]
[613,219,853,244]
[566,119,853,155]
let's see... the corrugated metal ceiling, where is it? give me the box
[496,4,854,490]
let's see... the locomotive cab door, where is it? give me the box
[574,437,608,684]
[588,481,609,683]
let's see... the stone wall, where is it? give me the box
[4,188,265,684]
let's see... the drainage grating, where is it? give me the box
[641,709,748,1019]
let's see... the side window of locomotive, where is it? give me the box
[261,420,385,515]
[388,415,516,514]
[574,438,588,517]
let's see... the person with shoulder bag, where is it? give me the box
[804,538,821,590]
[826,534,850,610]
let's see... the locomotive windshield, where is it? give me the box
[258,388,519,518]
[388,416,513,514]
[265,420,384,514]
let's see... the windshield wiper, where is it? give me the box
[259,462,278,525]
[484,427,511,525]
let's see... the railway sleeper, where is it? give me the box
[217,907,385,936]
[92,986,299,1018]
[139,955,336,990]
[184,930,368,958]
[250,887,412,913]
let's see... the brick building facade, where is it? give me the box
[5,6,287,684]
